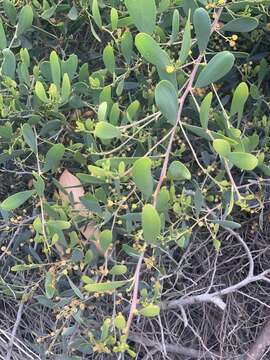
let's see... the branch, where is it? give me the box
[245,319,270,360]
[5,302,24,360]
[130,333,221,359]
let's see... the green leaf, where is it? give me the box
[1,190,35,211]
[103,44,115,75]
[213,139,231,157]
[211,220,241,230]
[11,263,41,272]
[230,82,249,125]
[139,304,160,317]
[61,54,78,80]
[50,51,61,90]
[35,81,48,103]
[227,152,258,171]
[195,51,235,88]
[0,19,7,50]
[200,92,212,129]
[33,174,45,196]
[171,9,180,43]
[121,30,133,65]
[155,80,178,125]
[110,8,118,31]
[100,229,112,253]
[92,0,102,28]
[193,7,211,53]
[221,17,258,33]
[16,4,33,37]
[94,121,121,140]
[40,5,57,20]
[45,272,56,299]
[3,0,17,25]
[179,12,191,64]
[168,161,191,181]
[80,194,102,213]
[125,0,156,35]
[135,32,170,70]
[22,123,37,154]
[109,265,127,275]
[1,48,16,79]
[84,280,128,293]
[115,313,126,330]
[43,144,65,172]
[61,73,71,102]
[67,5,78,20]
[142,204,161,245]
[67,276,84,299]
[132,158,153,199]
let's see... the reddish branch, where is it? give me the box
[126,4,226,338]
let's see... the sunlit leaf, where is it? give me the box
[195,52,235,88]
[155,80,178,125]
[142,204,161,244]
[125,0,156,35]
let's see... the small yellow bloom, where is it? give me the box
[165,65,175,74]
[218,0,225,5]
[229,40,236,47]
[232,34,238,41]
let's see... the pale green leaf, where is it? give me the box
[1,190,35,211]
[155,80,178,125]
[222,17,258,33]
[132,158,153,199]
[85,280,128,293]
[16,4,33,37]
[92,0,102,28]
[200,92,212,129]
[213,139,231,157]
[94,121,121,140]
[22,123,37,154]
[103,44,115,75]
[139,304,160,317]
[50,51,61,90]
[193,7,211,53]
[227,152,258,171]
[125,0,156,35]
[168,161,191,181]
[179,12,191,64]
[142,204,161,244]
[195,51,235,88]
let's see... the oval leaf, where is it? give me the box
[221,17,258,33]
[227,152,258,171]
[179,12,191,64]
[142,204,161,245]
[1,190,35,211]
[94,121,121,140]
[195,51,235,88]
[132,158,153,199]
[16,4,33,37]
[200,92,212,129]
[85,280,128,293]
[168,161,191,181]
[139,304,160,317]
[135,32,170,69]
[193,7,211,53]
[155,80,178,125]
[213,139,231,157]
[125,0,156,35]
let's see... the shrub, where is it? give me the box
[0,0,270,358]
